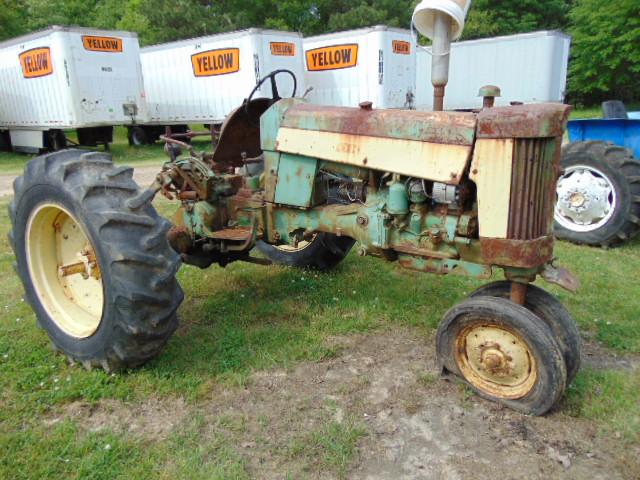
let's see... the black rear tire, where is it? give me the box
[436,297,567,415]
[256,233,355,271]
[554,141,640,247]
[9,149,183,371]
[468,281,581,385]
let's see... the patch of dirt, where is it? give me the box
[195,330,639,479]
[45,396,189,441]
[44,330,639,479]
[0,166,161,198]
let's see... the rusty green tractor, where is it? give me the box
[8,68,582,415]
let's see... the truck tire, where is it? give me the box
[256,233,355,271]
[554,141,640,247]
[468,281,581,385]
[128,126,149,146]
[436,297,567,415]
[9,149,183,371]
[46,130,66,152]
[0,130,11,152]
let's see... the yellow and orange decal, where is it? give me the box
[82,35,123,52]
[270,42,296,56]
[306,44,358,71]
[392,40,411,55]
[191,48,240,77]
[19,47,53,78]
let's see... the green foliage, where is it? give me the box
[567,0,640,104]
[462,0,570,40]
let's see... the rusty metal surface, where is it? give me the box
[541,263,580,292]
[479,236,554,269]
[477,103,571,139]
[208,227,252,241]
[509,282,528,305]
[210,98,272,169]
[280,103,477,146]
[507,138,557,239]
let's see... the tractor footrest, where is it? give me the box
[209,227,252,242]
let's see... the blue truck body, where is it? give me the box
[567,117,640,159]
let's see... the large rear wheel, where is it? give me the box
[256,233,355,271]
[9,149,183,371]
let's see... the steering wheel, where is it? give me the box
[244,69,298,119]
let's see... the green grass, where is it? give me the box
[566,369,640,443]
[287,418,366,478]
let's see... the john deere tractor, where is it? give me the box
[9,3,582,415]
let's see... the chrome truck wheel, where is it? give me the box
[436,297,566,415]
[9,150,183,371]
[554,141,640,247]
[555,164,616,231]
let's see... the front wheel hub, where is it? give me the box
[455,324,537,399]
[555,165,616,232]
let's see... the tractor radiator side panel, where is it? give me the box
[469,139,514,239]
[275,127,472,184]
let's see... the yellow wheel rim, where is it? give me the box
[272,234,317,252]
[26,203,104,338]
[455,323,537,399]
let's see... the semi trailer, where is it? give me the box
[132,29,305,145]
[0,26,147,153]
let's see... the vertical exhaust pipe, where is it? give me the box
[412,0,471,111]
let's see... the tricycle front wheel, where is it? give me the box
[436,296,567,415]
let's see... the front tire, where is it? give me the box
[9,150,183,371]
[469,281,581,385]
[436,297,567,415]
[554,141,640,247]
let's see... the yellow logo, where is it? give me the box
[306,44,358,71]
[82,36,123,53]
[392,40,411,55]
[270,42,296,56]
[19,47,53,78]
[191,48,240,77]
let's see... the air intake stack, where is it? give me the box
[412,0,470,111]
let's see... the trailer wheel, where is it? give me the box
[554,141,640,247]
[436,297,566,415]
[9,149,183,371]
[128,126,149,146]
[468,281,581,384]
[0,130,11,152]
[47,130,66,152]
[256,233,355,271]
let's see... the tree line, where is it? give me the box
[1,0,638,105]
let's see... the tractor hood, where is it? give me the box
[262,99,569,185]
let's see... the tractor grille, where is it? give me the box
[507,138,559,240]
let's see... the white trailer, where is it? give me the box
[0,26,147,153]
[136,29,305,145]
[303,26,416,109]
[416,31,571,111]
